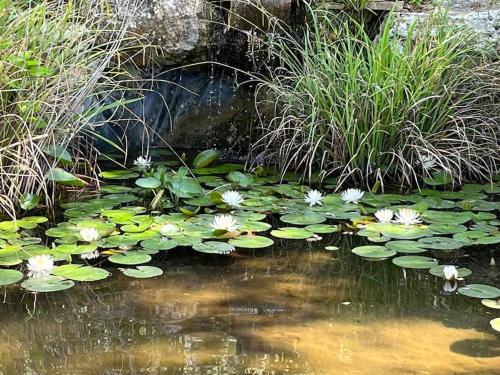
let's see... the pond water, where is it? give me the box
[0,240,498,374]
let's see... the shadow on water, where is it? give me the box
[0,237,499,374]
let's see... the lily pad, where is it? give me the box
[99,170,139,180]
[418,237,465,250]
[21,276,74,292]
[428,223,467,235]
[422,211,471,225]
[0,269,24,285]
[271,227,314,240]
[193,149,220,169]
[392,255,438,269]
[136,177,161,189]
[53,264,110,281]
[352,245,396,260]
[121,266,163,279]
[490,318,500,333]
[192,241,235,254]
[385,240,428,254]
[453,231,500,245]
[280,212,326,226]
[304,224,339,233]
[458,284,500,299]
[481,299,500,309]
[108,252,152,265]
[429,265,472,279]
[140,238,178,251]
[229,235,274,249]
[47,168,86,187]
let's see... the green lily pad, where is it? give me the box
[229,235,274,249]
[53,264,110,281]
[136,177,161,189]
[352,245,396,260]
[422,211,471,225]
[0,269,24,285]
[392,255,438,269]
[325,246,339,251]
[458,284,500,299]
[280,212,326,226]
[192,241,235,254]
[47,168,86,187]
[99,170,139,180]
[54,244,97,255]
[100,185,134,194]
[20,193,40,211]
[428,223,468,235]
[453,231,500,245]
[21,276,74,292]
[429,265,472,279]
[418,237,465,250]
[121,266,163,279]
[108,252,152,265]
[490,318,500,333]
[364,223,432,240]
[304,224,339,233]
[271,227,314,240]
[192,163,243,175]
[385,240,428,254]
[193,149,220,168]
[424,172,453,186]
[140,238,178,251]
[481,299,500,309]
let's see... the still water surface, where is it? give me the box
[0,239,498,374]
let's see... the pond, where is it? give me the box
[0,241,498,374]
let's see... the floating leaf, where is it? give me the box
[385,240,428,254]
[192,241,235,254]
[424,172,453,186]
[53,264,110,282]
[418,237,464,250]
[229,235,274,249]
[392,255,438,269]
[458,284,500,299]
[429,265,472,279]
[193,149,220,168]
[352,245,396,260]
[422,211,471,225]
[108,252,152,265]
[121,266,163,279]
[21,276,74,292]
[140,238,178,251]
[136,177,161,189]
[99,170,139,180]
[490,318,500,333]
[47,168,86,187]
[428,223,468,235]
[20,193,40,211]
[325,246,339,251]
[453,231,500,245]
[0,269,23,285]
[304,224,339,233]
[481,299,500,309]
[192,163,243,175]
[280,212,326,226]
[271,227,314,240]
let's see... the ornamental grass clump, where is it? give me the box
[252,6,500,188]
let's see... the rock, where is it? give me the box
[392,0,500,56]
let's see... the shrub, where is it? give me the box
[251,6,500,188]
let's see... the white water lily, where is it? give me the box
[443,265,458,281]
[81,250,100,260]
[210,214,238,232]
[133,155,152,169]
[221,190,244,207]
[160,223,179,237]
[420,155,437,170]
[443,280,458,293]
[375,208,394,223]
[27,254,55,278]
[394,208,422,226]
[80,228,99,242]
[340,188,364,204]
[304,190,324,206]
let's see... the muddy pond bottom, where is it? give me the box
[0,243,498,374]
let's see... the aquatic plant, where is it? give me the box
[304,190,324,206]
[80,228,100,242]
[251,6,500,187]
[211,215,238,232]
[374,209,394,223]
[26,255,55,278]
[221,190,244,207]
[340,189,364,204]
[394,209,422,226]
[133,156,152,170]
[443,265,459,281]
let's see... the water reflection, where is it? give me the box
[0,242,498,374]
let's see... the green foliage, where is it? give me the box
[253,7,500,187]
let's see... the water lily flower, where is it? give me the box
[210,214,238,232]
[340,188,364,204]
[443,280,458,293]
[160,223,179,237]
[221,190,244,207]
[27,254,55,278]
[133,155,152,169]
[443,265,458,281]
[80,228,100,242]
[304,190,324,206]
[375,208,394,223]
[420,155,437,170]
[394,208,422,226]
[81,250,100,260]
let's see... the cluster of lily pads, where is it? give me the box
[0,149,499,332]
